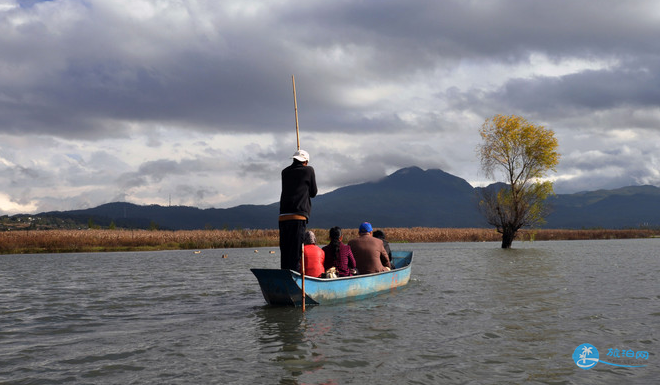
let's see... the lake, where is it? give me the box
[0,239,657,384]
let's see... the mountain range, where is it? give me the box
[30,166,660,230]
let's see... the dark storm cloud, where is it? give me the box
[3,0,659,140]
[291,0,660,64]
[480,62,660,120]
[0,1,295,138]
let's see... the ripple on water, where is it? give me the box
[1,242,658,384]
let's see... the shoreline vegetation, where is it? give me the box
[1,227,659,254]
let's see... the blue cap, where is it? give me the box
[359,222,373,233]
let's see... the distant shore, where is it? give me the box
[1,228,658,254]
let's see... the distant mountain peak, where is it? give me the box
[390,166,424,175]
[26,167,660,230]
[380,166,474,193]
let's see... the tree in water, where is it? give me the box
[477,115,560,248]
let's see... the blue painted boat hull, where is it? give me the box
[251,251,413,306]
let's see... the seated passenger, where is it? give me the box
[372,229,392,265]
[300,230,325,278]
[348,222,391,274]
[322,226,357,277]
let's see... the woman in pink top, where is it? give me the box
[322,227,357,277]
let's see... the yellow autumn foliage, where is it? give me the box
[477,114,561,248]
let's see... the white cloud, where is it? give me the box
[0,192,37,214]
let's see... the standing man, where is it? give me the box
[279,149,318,270]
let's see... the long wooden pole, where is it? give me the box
[292,75,305,312]
[292,75,300,150]
[300,244,306,311]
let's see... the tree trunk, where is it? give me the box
[501,229,516,249]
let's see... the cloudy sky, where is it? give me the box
[1,0,660,215]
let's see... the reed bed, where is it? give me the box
[313,227,660,244]
[0,227,657,254]
[515,228,660,241]
[0,229,279,254]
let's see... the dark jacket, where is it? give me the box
[374,233,392,262]
[348,234,391,274]
[279,161,318,219]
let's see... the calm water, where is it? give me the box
[0,239,657,384]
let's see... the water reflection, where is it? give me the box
[253,306,338,384]
[481,247,574,381]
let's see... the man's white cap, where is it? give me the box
[292,149,310,162]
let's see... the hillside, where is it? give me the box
[311,167,485,228]
[12,166,660,230]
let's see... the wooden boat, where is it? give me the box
[251,251,413,306]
